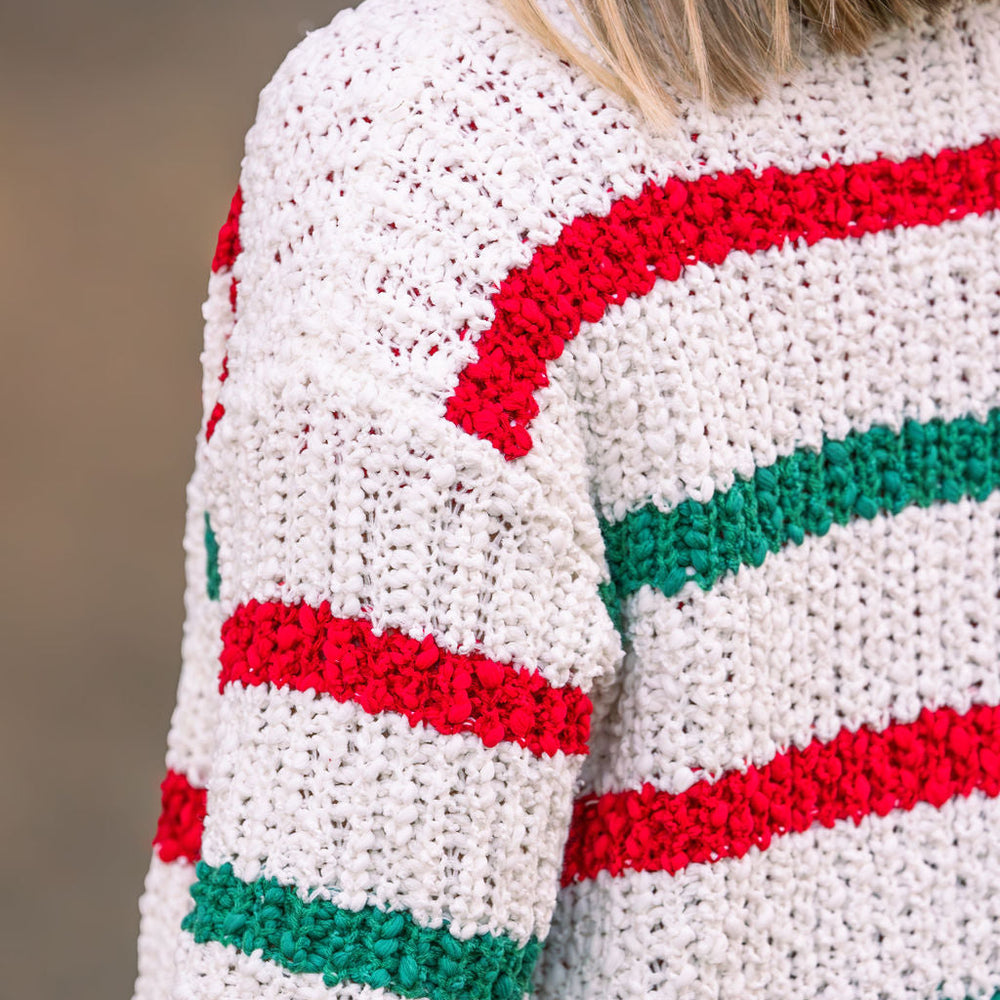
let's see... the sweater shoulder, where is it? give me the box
[227,0,1000,420]
[250,0,530,130]
[228,0,632,406]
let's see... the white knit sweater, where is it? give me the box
[133,0,1000,997]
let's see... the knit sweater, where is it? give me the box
[132,0,1000,997]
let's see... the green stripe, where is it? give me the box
[182,861,539,1000]
[204,511,220,601]
[601,408,1000,618]
[940,988,1000,999]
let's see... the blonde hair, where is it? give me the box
[503,0,957,125]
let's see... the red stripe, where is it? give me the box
[204,357,231,442]
[219,599,591,757]
[153,768,206,864]
[562,701,1000,884]
[211,186,243,273]
[446,138,1000,459]
[204,401,225,442]
[205,188,241,442]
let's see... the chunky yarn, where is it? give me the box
[132,0,1000,996]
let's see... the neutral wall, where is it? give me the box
[0,4,351,997]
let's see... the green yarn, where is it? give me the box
[601,408,1000,618]
[203,511,221,601]
[597,579,622,630]
[182,862,540,1000]
[938,987,1000,999]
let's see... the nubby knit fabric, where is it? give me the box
[132,0,1000,996]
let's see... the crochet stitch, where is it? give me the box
[132,0,1000,997]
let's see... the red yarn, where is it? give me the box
[204,401,225,442]
[219,599,592,757]
[446,137,1000,459]
[153,769,206,864]
[204,187,243,442]
[562,701,1000,884]
[211,186,243,274]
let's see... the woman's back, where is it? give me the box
[134,0,1000,996]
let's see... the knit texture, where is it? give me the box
[132,0,1000,997]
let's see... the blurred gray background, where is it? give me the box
[0,3,352,997]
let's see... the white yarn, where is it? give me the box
[132,0,1000,996]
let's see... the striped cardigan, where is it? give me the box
[132,0,1000,996]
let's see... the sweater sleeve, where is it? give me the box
[132,9,623,1000]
